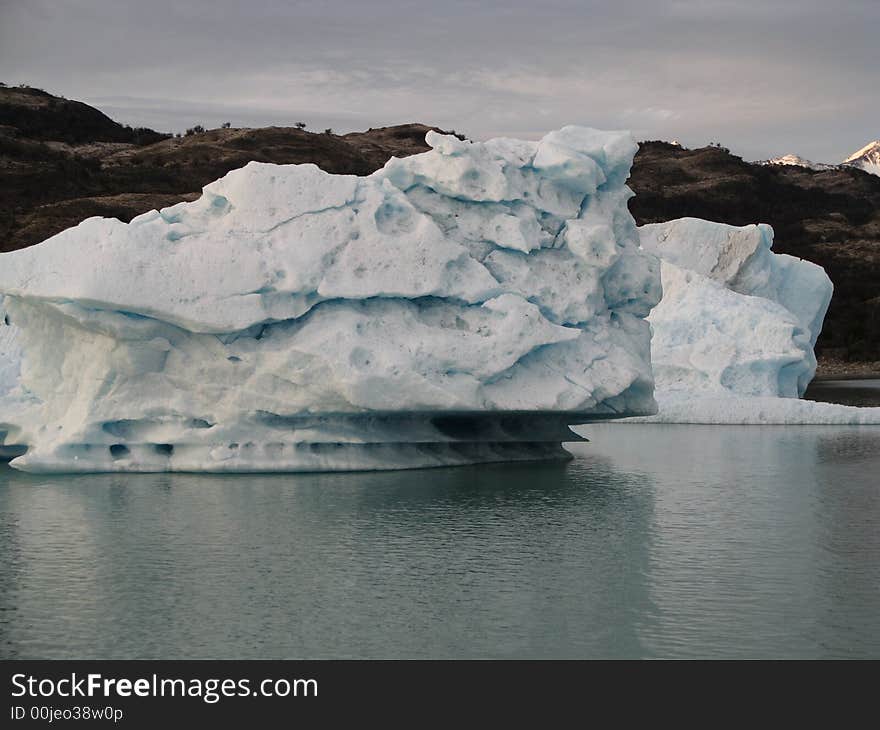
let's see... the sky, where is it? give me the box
[1,0,877,162]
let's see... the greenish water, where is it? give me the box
[1,423,879,659]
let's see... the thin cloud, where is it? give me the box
[0,0,876,162]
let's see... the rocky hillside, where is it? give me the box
[1,85,878,361]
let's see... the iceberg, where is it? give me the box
[640,218,832,400]
[618,218,880,425]
[0,127,661,472]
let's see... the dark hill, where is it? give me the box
[1,85,878,362]
[0,84,168,145]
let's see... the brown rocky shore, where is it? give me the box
[814,357,880,380]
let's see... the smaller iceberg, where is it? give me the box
[624,218,880,425]
[641,217,831,400]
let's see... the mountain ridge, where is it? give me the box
[757,140,880,177]
[757,153,836,171]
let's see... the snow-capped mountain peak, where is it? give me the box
[842,140,880,176]
[759,153,834,171]
[843,140,880,164]
[757,141,880,178]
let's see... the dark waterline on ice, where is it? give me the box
[1,423,879,659]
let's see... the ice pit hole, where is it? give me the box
[154,444,174,456]
[109,444,130,460]
[374,201,415,235]
[102,420,140,439]
[349,347,373,369]
[227,356,242,362]
[210,194,229,210]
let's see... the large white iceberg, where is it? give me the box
[0,127,661,472]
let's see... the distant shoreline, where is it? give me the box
[812,372,880,382]
[814,358,880,381]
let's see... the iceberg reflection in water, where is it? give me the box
[1,423,878,659]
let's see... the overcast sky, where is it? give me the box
[1,0,877,162]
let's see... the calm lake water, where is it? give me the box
[1,423,879,659]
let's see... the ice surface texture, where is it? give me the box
[0,316,20,399]
[0,127,660,472]
[0,316,26,458]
